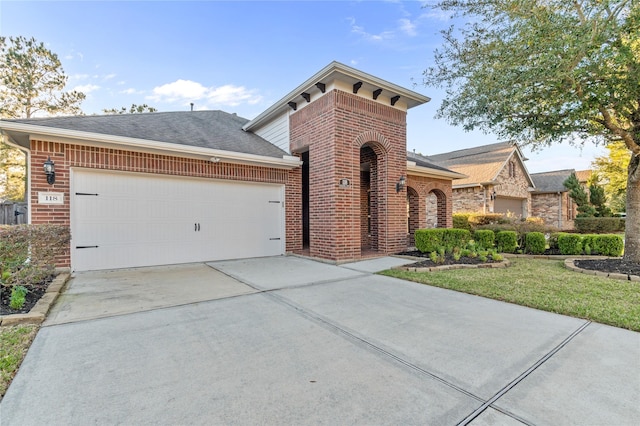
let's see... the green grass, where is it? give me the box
[380,259,640,332]
[0,324,39,399]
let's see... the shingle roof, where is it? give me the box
[406,151,458,174]
[424,141,518,186]
[530,169,575,193]
[6,111,287,158]
[575,170,592,183]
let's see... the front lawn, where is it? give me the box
[0,324,39,399]
[381,258,640,332]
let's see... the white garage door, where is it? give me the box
[71,169,285,271]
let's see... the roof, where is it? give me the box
[244,61,431,132]
[425,141,533,187]
[406,151,467,179]
[575,170,592,183]
[2,111,288,159]
[530,169,575,193]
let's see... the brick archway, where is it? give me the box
[427,189,447,228]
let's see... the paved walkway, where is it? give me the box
[1,256,638,425]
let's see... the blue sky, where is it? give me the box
[1,0,604,172]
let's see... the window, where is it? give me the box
[508,161,517,178]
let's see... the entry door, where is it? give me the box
[71,169,284,271]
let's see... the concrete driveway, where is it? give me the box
[1,256,638,425]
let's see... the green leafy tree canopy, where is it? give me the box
[424,0,640,261]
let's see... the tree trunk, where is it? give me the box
[624,153,640,262]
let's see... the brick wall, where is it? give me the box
[289,90,408,261]
[30,140,294,267]
[406,175,453,246]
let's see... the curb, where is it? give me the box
[0,272,71,327]
[393,258,510,273]
[563,258,640,282]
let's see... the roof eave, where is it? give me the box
[0,121,302,170]
[407,162,467,180]
[243,61,430,132]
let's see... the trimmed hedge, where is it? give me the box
[594,234,624,257]
[574,217,625,233]
[524,232,546,255]
[414,228,471,253]
[496,231,518,253]
[558,233,583,255]
[474,229,495,249]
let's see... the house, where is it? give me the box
[530,169,590,230]
[420,141,535,217]
[0,61,464,271]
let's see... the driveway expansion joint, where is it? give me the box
[457,320,593,426]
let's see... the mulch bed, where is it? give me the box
[0,275,55,316]
[400,250,640,276]
[575,259,640,277]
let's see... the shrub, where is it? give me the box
[9,285,28,310]
[415,229,446,253]
[574,217,625,233]
[580,234,599,254]
[0,224,70,288]
[453,214,472,231]
[473,230,495,249]
[524,232,546,255]
[441,229,472,252]
[469,213,510,227]
[595,235,624,257]
[496,231,518,253]
[558,233,583,255]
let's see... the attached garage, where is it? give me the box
[71,169,285,271]
[494,197,525,217]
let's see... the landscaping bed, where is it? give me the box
[398,250,502,268]
[0,273,55,316]
[575,259,640,276]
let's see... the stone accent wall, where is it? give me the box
[531,192,575,230]
[30,140,294,267]
[452,186,485,213]
[494,156,532,214]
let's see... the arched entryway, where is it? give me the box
[427,189,447,228]
[360,142,386,253]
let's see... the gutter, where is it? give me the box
[406,161,467,180]
[1,130,31,223]
[0,121,302,170]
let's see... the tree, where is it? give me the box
[0,36,85,201]
[424,0,640,262]
[102,104,157,115]
[588,176,613,217]
[0,142,25,201]
[592,141,631,212]
[564,172,596,218]
[0,36,85,118]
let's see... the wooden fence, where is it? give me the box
[0,202,27,225]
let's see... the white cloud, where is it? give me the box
[73,84,100,93]
[398,18,417,37]
[149,79,262,107]
[70,74,90,81]
[103,73,117,80]
[348,17,395,42]
[120,88,143,95]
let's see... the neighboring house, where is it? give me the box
[530,169,590,230]
[420,141,536,217]
[0,61,463,271]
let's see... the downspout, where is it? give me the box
[557,192,563,230]
[482,185,487,214]
[1,132,31,224]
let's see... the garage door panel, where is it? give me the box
[72,170,284,271]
